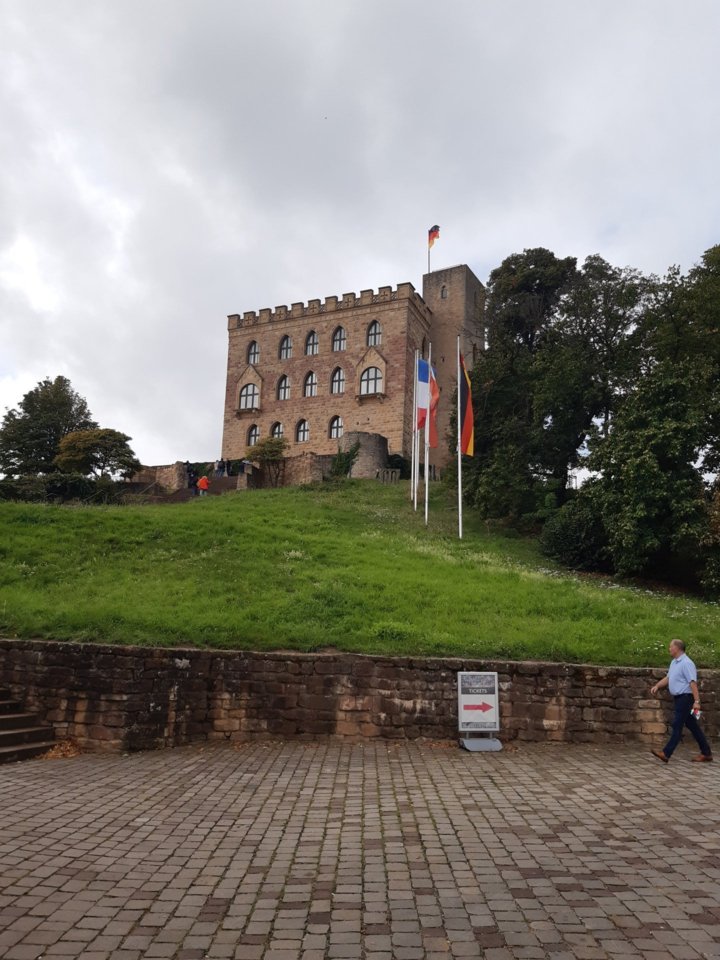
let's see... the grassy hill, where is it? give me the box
[1,481,718,667]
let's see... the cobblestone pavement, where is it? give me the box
[1,741,720,960]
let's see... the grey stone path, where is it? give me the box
[1,741,719,960]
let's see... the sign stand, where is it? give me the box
[457,671,503,753]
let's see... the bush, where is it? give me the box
[329,441,361,480]
[387,454,411,480]
[44,473,98,502]
[540,495,611,572]
[0,473,96,503]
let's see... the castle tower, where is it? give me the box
[422,265,485,468]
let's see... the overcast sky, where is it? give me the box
[1,1,718,464]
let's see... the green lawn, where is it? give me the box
[0,481,718,666]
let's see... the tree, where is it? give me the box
[465,248,578,520]
[54,429,141,480]
[556,255,647,438]
[639,247,720,475]
[0,376,96,476]
[541,245,720,590]
[248,436,288,487]
[587,360,709,579]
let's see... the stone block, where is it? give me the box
[641,722,668,734]
[214,719,241,732]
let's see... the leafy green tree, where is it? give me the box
[531,256,648,500]
[54,429,141,480]
[587,360,709,578]
[466,248,577,520]
[556,255,647,437]
[0,376,96,476]
[248,436,288,487]
[640,247,720,472]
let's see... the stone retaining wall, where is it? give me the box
[0,639,717,753]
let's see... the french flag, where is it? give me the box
[416,359,429,429]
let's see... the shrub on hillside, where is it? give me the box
[387,453,411,479]
[540,495,611,572]
[0,472,96,503]
[329,441,361,480]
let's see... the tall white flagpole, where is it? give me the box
[424,343,432,526]
[410,350,418,503]
[413,416,420,511]
[457,335,463,539]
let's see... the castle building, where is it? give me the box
[222,264,485,470]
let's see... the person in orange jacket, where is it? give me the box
[197,475,210,497]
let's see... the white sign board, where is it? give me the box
[457,672,499,733]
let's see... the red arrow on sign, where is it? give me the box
[464,702,493,712]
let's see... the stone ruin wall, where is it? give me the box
[129,462,186,493]
[255,431,389,487]
[1,639,716,754]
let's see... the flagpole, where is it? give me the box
[457,335,463,540]
[413,359,420,511]
[410,350,418,503]
[424,343,431,526]
[413,416,420,511]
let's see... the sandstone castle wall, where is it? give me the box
[222,267,485,473]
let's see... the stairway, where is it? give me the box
[165,476,241,502]
[0,687,56,764]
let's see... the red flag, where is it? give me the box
[428,366,440,449]
[459,354,474,456]
[428,224,440,249]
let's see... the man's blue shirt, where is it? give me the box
[667,653,697,696]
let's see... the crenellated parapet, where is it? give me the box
[227,281,430,329]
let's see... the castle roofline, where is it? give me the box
[227,282,431,330]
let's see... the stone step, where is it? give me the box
[0,741,57,765]
[0,698,23,714]
[0,711,44,731]
[0,725,56,748]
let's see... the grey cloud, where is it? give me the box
[1,0,719,463]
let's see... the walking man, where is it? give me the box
[650,639,713,763]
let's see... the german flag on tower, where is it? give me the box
[459,352,474,456]
[428,225,440,248]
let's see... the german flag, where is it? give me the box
[428,224,440,249]
[459,353,474,456]
[428,365,440,449]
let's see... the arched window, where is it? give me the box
[330,367,345,395]
[367,320,382,347]
[305,331,319,356]
[279,335,292,360]
[277,375,290,401]
[247,340,260,365]
[360,366,383,396]
[441,285,448,300]
[247,424,259,447]
[239,383,259,410]
[271,421,284,439]
[332,326,347,352]
[296,419,309,443]
[329,416,344,439]
[304,371,318,398]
